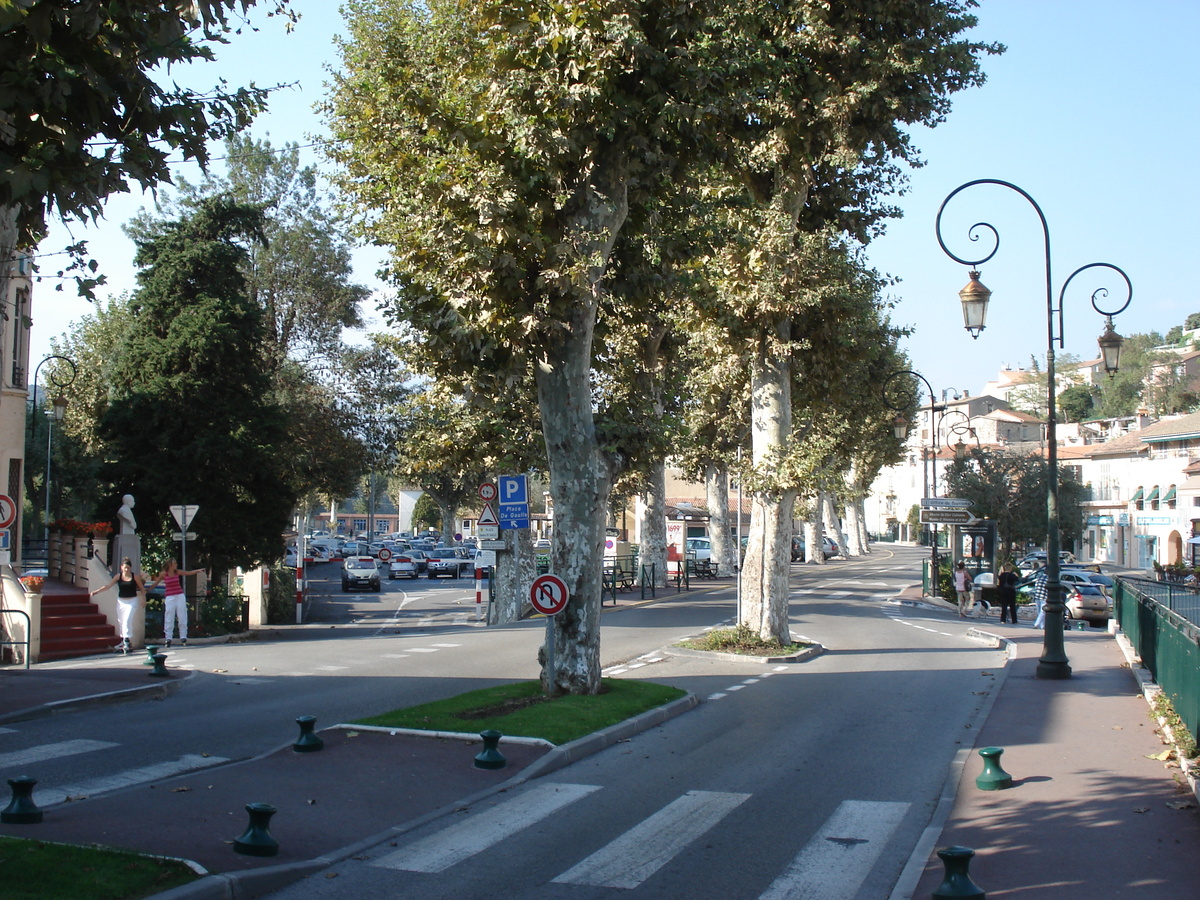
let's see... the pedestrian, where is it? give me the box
[146,558,205,648]
[997,562,1020,625]
[953,561,972,617]
[89,557,146,653]
[1032,570,1049,629]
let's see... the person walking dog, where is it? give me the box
[147,558,205,647]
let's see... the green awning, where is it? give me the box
[1131,487,1144,502]
[1164,484,1178,502]
[1146,485,1161,502]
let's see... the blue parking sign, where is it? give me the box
[498,475,528,505]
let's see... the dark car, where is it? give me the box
[342,556,381,593]
[427,547,473,578]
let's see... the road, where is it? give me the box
[1,546,1004,898]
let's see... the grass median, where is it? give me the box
[0,836,198,900]
[351,678,687,746]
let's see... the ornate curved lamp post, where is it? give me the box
[883,369,948,585]
[30,355,78,541]
[936,179,1132,680]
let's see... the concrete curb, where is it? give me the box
[664,642,825,665]
[0,668,195,725]
[152,691,701,900]
[887,629,1015,900]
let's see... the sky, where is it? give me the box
[29,0,1200,404]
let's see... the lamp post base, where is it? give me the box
[1035,659,1072,680]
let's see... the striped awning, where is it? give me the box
[1130,487,1144,502]
[1146,485,1161,502]
[1164,484,1178,502]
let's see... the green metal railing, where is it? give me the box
[1115,576,1200,745]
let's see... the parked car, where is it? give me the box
[1017,550,1075,572]
[686,537,712,561]
[284,546,298,567]
[793,535,838,560]
[342,556,381,592]
[427,547,473,578]
[388,554,420,580]
[1016,577,1109,625]
[1058,569,1112,598]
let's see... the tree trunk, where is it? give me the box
[822,491,846,558]
[490,527,536,624]
[705,464,736,575]
[739,322,794,643]
[637,463,668,588]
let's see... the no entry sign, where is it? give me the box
[529,574,569,616]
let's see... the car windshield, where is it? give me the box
[347,558,376,571]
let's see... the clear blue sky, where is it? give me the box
[32,0,1200,403]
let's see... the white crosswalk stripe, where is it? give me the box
[0,739,117,771]
[37,754,232,807]
[553,790,750,888]
[759,800,909,900]
[373,781,601,873]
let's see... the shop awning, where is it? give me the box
[1145,485,1161,503]
[1130,487,1144,502]
[1164,484,1178,502]
[1188,536,1200,545]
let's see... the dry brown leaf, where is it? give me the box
[171,787,192,793]
[1133,806,1150,814]
[1167,799,1196,810]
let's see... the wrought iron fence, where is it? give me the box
[1114,576,1200,746]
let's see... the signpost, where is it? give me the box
[0,494,16,529]
[169,504,199,570]
[530,573,570,692]
[497,474,530,529]
[920,498,973,509]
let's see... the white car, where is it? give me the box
[388,554,420,580]
[686,537,712,561]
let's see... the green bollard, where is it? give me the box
[149,653,170,677]
[143,644,161,666]
[233,802,280,857]
[293,715,324,753]
[1,776,43,824]
[932,845,985,899]
[474,730,507,770]
[975,747,1013,791]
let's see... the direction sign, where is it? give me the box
[479,482,497,502]
[919,509,974,525]
[529,573,569,616]
[920,498,972,509]
[170,504,199,530]
[479,540,507,550]
[499,504,530,529]
[0,494,16,529]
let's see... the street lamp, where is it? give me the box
[936,179,1133,680]
[883,369,948,584]
[30,355,78,542]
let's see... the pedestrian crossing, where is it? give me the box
[0,736,230,807]
[372,781,910,897]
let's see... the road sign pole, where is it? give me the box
[545,616,555,694]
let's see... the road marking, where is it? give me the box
[707,692,728,700]
[382,654,410,659]
[553,790,750,888]
[430,643,462,648]
[759,800,909,900]
[407,648,440,653]
[316,665,348,671]
[374,782,601,873]
[0,739,118,770]
[38,754,232,806]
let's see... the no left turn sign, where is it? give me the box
[529,574,569,616]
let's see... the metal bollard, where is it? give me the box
[143,644,161,666]
[931,845,985,899]
[233,802,279,856]
[1,776,44,824]
[293,715,324,753]
[975,747,1013,791]
[149,653,170,677]
[473,730,507,770]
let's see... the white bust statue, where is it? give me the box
[117,494,137,534]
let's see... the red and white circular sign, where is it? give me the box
[529,574,569,616]
[479,482,498,502]
[377,547,393,562]
[0,494,15,529]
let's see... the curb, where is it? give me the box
[151,691,701,900]
[0,669,195,725]
[664,642,825,665]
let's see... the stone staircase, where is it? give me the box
[39,582,119,662]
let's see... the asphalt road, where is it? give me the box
[1,546,1004,899]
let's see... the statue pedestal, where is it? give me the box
[112,534,142,576]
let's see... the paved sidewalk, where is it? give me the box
[2,591,1198,899]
